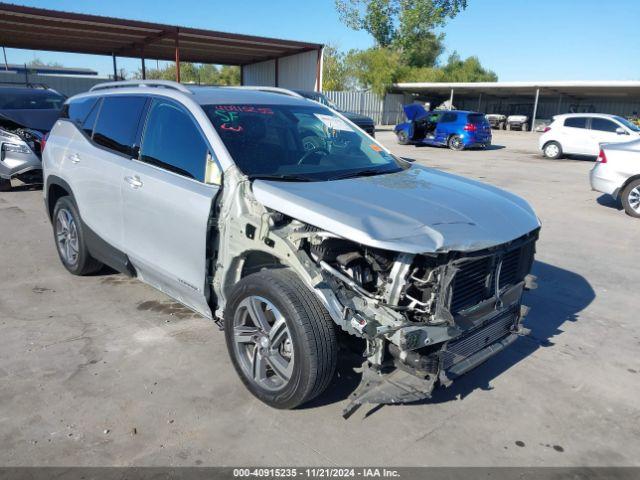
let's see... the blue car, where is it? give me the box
[395,105,492,150]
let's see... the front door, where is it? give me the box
[587,117,630,155]
[122,98,220,318]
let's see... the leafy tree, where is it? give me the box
[439,52,497,82]
[322,45,350,91]
[135,62,240,85]
[345,47,402,96]
[27,58,64,68]
[335,0,467,48]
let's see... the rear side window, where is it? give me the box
[468,114,487,124]
[139,99,208,181]
[93,96,147,156]
[591,118,619,133]
[63,97,98,126]
[440,112,458,123]
[82,98,101,137]
[564,117,587,129]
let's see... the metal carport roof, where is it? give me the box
[0,2,322,68]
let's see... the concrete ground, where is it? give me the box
[1,130,639,467]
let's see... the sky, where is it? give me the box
[4,0,640,81]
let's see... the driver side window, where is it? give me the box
[140,99,210,181]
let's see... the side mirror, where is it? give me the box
[616,127,628,135]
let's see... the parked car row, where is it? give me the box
[28,80,541,415]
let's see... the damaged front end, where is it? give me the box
[304,229,539,417]
[212,167,540,417]
[0,120,45,182]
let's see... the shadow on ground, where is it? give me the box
[309,260,595,411]
[596,194,622,211]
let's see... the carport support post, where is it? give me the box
[531,88,540,133]
[449,88,454,110]
[112,53,118,81]
[140,48,146,80]
[477,93,482,112]
[174,28,181,83]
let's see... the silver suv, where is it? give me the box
[44,80,541,416]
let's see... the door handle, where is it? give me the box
[125,175,143,189]
[67,153,80,164]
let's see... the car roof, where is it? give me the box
[73,84,317,108]
[0,86,62,96]
[554,113,621,119]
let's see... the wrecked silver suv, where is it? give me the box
[44,81,540,416]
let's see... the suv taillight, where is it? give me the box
[597,149,607,163]
[40,133,49,154]
[543,126,551,133]
[463,123,477,132]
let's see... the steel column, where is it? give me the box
[112,53,117,80]
[174,28,180,83]
[531,88,540,133]
[449,88,454,110]
[141,54,146,80]
[477,93,482,112]
[557,95,562,114]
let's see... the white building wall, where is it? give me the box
[242,59,276,87]
[277,50,319,91]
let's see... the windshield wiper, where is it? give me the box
[250,174,315,182]
[328,168,397,181]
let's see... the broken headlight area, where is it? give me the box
[0,126,42,158]
[301,229,539,418]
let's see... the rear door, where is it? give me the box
[560,116,591,155]
[588,117,629,154]
[122,98,221,318]
[68,95,147,251]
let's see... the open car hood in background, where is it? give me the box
[253,165,541,254]
[402,104,429,122]
[0,109,60,132]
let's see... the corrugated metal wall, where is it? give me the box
[324,91,408,125]
[242,59,276,87]
[278,50,318,90]
[0,71,105,97]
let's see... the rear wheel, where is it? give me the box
[224,269,337,409]
[621,179,640,218]
[52,196,103,275]
[0,178,11,192]
[396,130,410,145]
[543,141,563,159]
[448,135,464,151]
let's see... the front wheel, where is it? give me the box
[621,179,640,218]
[224,269,337,409]
[52,196,103,275]
[543,141,563,159]
[396,130,410,145]
[448,135,464,151]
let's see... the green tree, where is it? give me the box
[440,52,497,82]
[345,47,402,96]
[135,62,240,85]
[335,0,467,48]
[322,45,349,91]
[27,58,64,68]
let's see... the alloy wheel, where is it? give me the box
[55,208,79,267]
[545,144,560,158]
[629,185,640,213]
[232,295,294,392]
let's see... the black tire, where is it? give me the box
[501,122,506,130]
[224,269,337,409]
[543,141,563,159]
[448,135,464,151]
[396,130,410,145]
[621,179,640,218]
[52,196,103,275]
[0,178,11,192]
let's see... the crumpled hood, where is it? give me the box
[0,109,60,132]
[252,165,541,254]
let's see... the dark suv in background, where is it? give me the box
[293,90,376,137]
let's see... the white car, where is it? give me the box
[590,139,640,217]
[539,113,640,159]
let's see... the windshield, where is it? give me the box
[0,90,65,110]
[205,104,404,181]
[614,116,640,132]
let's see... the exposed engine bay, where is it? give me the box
[0,118,45,183]
[211,166,540,418]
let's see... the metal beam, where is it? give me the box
[449,88,454,110]
[112,53,117,80]
[531,88,540,133]
[174,28,180,83]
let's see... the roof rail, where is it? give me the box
[89,80,192,94]
[228,86,303,98]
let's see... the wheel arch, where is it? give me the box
[617,174,640,200]
[45,175,75,221]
